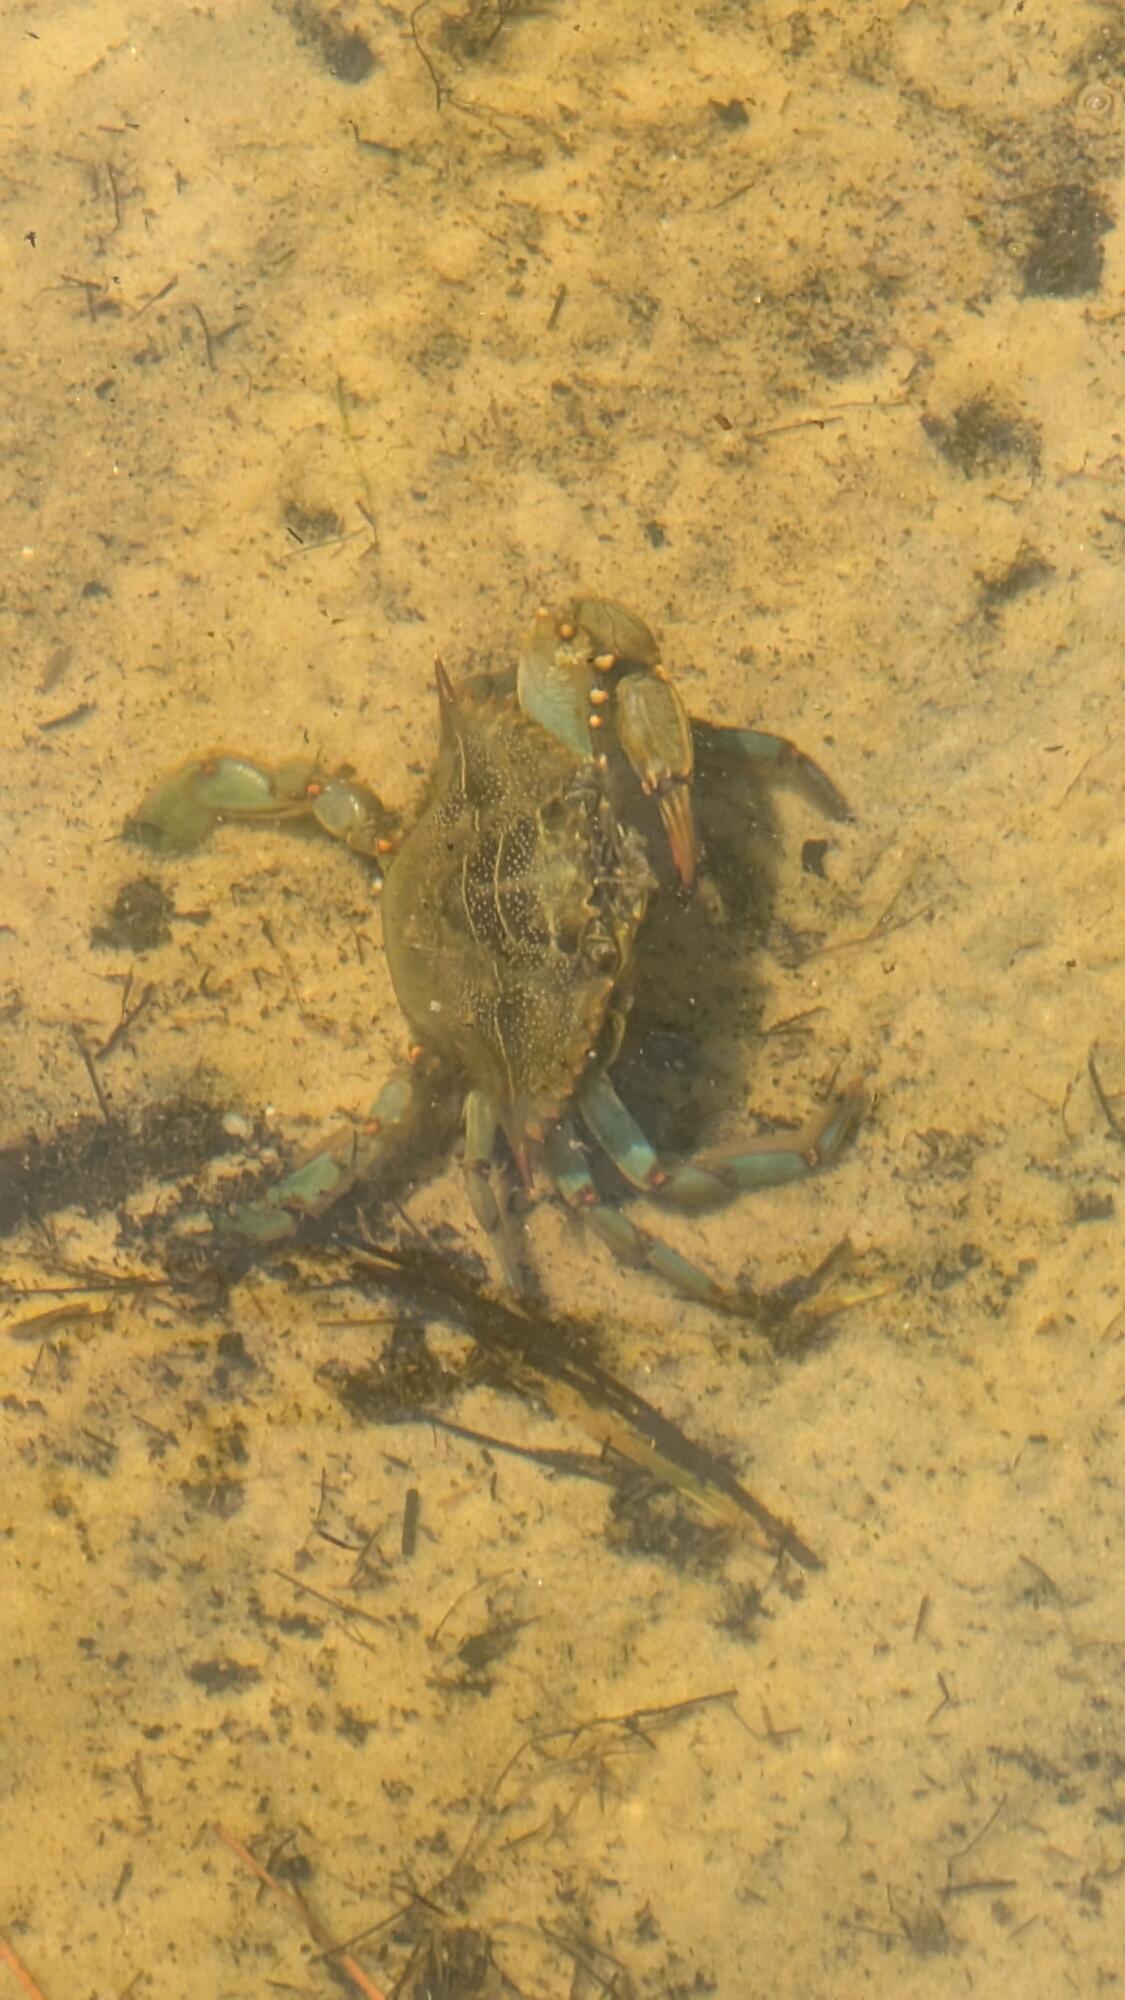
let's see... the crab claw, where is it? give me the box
[517,605,597,758]
[654,780,698,890]
[500,1100,547,1190]
[615,667,697,887]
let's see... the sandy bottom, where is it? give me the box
[1,3,1122,1996]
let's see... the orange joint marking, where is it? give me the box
[649,1167,669,1189]
[589,713,603,729]
[407,1043,426,1065]
[593,651,616,672]
[306,780,324,798]
[558,620,576,641]
[375,836,395,854]
[589,686,610,705]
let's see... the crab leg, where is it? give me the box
[516,605,599,758]
[129,754,394,858]
[518,598,698,885]
[215,1072,425,1246]
[563,598,698,885]
[614,667,697,887]
[542,1122,728,1308]
[577,1072,864,1210]
[695,721,851,823]
[462,1089,524,1292]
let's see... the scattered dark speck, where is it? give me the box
[932,1260,972,1293]
[644,519,668,548]
[278,1612,325,1640]
[336,1705,372,1746]
[286,2,378,83]
[801,838,830,878]
[215,1328,257,1374]
[179,1476,245,1518]
[456,1620,524,1676]
[324,29,376,83]
[284,499,344,544]
[1073,1190,1114,1223]
[81,579,110,600]
[187,1656,261,1694]
[711,98,750,127]
[976,545,1054,618]
[222,1425,249,1465]
[605,1477,731,1572]
[274,1850,314,1886]
[719,1583,771,1643]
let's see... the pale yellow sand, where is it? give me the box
[1,3,1121,1995]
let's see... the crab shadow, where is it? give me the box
[609,727,814,1171]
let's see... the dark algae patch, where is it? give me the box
[187,1657,262,1695]
[0,1098,238,1236]
[921,396,1041,479]
[1022,182,1114,298]
[976,544,1054,619]
[90,875,175,952]
[283,0,377,83]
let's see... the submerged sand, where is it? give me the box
[1,3,1121,1995]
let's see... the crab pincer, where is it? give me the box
[517,597,697,885]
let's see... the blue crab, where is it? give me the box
[131,597,861,1309]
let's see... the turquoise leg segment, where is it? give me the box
[542,1123,726,1310]
[538,1120,592,1207]
[545,1073,862,1309]
[578,1072,864,1214]
[462,1089,523,1291]
[578,1073,662,1191]
[217,1072,422,1245]
[128,754,394,857]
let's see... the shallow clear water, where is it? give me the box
[2,4,1122,1996]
